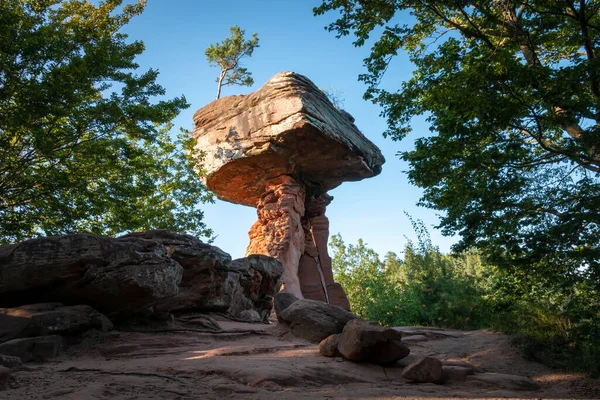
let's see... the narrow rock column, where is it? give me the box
[246,176,306,298]
[305,194,351,310]
[298,219,328,303]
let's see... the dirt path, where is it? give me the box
[1,321,597,399]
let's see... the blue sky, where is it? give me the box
[121,0,457,259]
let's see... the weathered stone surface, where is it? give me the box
[123,230,233,313]
[337,320,410,365]
[466,372,539,391]
[193,72,385,207]
[0,366,9,391]
[0,303,113,344]
[0,233,183,315]
[319,334,342,357]
[0,230,282,321]
[402,356,443,383]
[226,255,283,321]
[0,355,21,369]
[0,335,61,362]
[278,299,359,342]
[193,72,383,309]
[299,195,350,310]
[325,283,351,311]
[246,177,305,298]
[273,292,299,319]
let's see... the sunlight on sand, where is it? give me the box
[181,346,317,361]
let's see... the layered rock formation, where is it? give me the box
[193,72,385,308]
[0,230,283,321]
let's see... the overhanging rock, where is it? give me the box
[193,72,385,309]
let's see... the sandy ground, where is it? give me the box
[1,318,598,400]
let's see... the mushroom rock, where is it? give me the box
[193,72,385,309]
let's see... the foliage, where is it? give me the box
[205,25,259,100]
[0,0,213,244]
[330,228,600,376]
[315,1,600,286]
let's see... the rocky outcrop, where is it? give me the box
[122,230,232,313]
[193,72,384,309]
[0,230,282,321]
[226,255,284,321]
[0,233,183,316]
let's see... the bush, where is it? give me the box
[330,220,600,377]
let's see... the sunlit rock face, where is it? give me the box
[193,72,385,309]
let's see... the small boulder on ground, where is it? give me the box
[402,356,443,383]
[278,299,359,342]
[337,320,410,365]
[319,334,342,357]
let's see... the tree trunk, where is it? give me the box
[216,70,225,100]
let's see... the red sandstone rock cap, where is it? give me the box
[192,72,385,207]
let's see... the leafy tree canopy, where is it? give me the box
[0,0,213,244]
[315,1,600,283]
[205,25,259,99]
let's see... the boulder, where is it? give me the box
[0,303,113,344]
[123,230,232,313]
[0,233,183,315]
[319,334,342,357]
[193,72,385,207]
[402,356,443,383]
[337,320,410,365]
[0,355,21,369]
[226,255,283,321]
[273,292,299,320]
[0,335,62,362]
[278,299,359,342]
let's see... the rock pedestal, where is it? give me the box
[193,72,385,310]
[246,176,306,299]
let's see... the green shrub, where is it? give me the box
[330,220,600,377]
